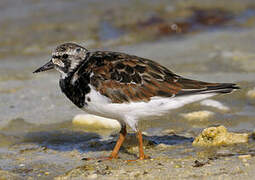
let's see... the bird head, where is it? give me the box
[33,43,88,78]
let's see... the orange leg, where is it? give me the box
[110,125,127,158]
[83,126,150,161]
[82,125,126,161]
[137,131,149,160]
[127,131,150,161]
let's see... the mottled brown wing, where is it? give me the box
[88,51,238,103]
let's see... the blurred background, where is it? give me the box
[1,0,255,58]
[1,0,255,178]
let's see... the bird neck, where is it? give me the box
[60,52,91,82]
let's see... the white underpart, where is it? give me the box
[83,86,216,131]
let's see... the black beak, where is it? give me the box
[33,60,54,73]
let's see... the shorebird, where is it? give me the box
[34,43,239,160]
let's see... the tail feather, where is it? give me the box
[176,83,240,96]
[205,83,240,93]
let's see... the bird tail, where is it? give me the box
[176,82,240,96]
[198,83,240,94]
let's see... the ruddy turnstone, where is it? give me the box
[33,43,239,160]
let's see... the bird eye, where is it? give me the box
[76,48,81,52]
[62,54,69,59]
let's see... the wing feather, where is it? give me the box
[85,51,238,103]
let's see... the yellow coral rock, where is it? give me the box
[192,126,248,146]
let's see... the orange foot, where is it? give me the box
[82,155,150,162]
[139,154,150,160]
[127,154,151,162]
[82,156,118,161]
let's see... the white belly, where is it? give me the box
[82,86,216,130]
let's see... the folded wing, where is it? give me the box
[86,51,239,103]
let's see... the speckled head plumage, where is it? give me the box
[34,43,89,77]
